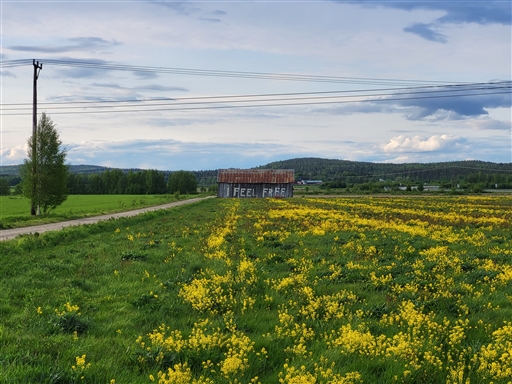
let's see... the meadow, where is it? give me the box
[0,196,511,383]
[0,194,197,229]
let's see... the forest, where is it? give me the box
[259,158,512,190]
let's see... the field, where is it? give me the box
[1,196,511,383]
[0,194,196,229]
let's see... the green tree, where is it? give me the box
[88,173,104,194]
[145,170,166,194]
[102,169,125,194]
[0,178,10,195]
[167,171,198,194]
[14,183,23,195]
[20,113,68,214]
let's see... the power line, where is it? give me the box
[1,87,509,116]
[2,59,509,117]
[2,81,509,109]
[311,165,512,180]
[372,165,512,178]
[0,59,33,68]
[2,58,466,86]
[40,59,448,85]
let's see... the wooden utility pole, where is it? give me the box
[31,60,43,215]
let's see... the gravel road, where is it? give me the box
[0,196,214,242]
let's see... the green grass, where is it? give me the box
[0,194,204,229]
[1,200,214,383]
[0,196,511,383]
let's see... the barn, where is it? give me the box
[217,169,294,198]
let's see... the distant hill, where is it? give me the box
[0,165,21,177]
[257,158,512,183]
[0,164,218,186]
[66,165,113,174]
[0,164,142,177]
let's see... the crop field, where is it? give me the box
[1,196,511,383]
[0,194,191,229]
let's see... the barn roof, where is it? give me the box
[218,169,295,184]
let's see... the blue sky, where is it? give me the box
[1,0,511,171]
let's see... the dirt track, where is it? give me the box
[0,196,214,242]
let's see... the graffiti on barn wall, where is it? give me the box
[218,182,293,198]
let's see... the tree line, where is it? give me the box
[2,168,204,196]
[260,157,512,185]
[67,169,198,195]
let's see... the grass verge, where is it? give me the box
[0,194,209,229]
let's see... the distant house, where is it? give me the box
[217,169,294,198]
[298,180,323,185]
[396,185,440,191]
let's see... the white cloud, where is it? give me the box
[466,119,511,131]
[1,144,27,162]
[380,156,414,163]
[63,139,311,170]
[382,134,468,153]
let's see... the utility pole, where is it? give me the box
[31,59,43,215]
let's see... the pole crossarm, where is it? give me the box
[33,59,43,79]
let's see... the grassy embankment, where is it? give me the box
[1,196,511,383]
[0,194,205,229]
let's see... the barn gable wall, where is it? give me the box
[218,182,293,198]
[217,169,294,198]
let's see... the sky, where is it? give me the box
[1,0,511,171]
